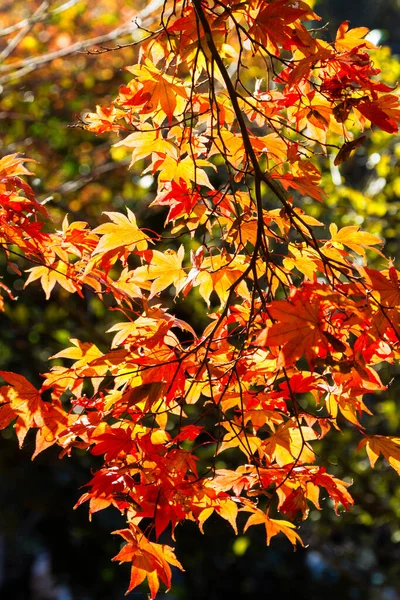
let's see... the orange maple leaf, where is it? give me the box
[243,505,304,546]
[0,371,44,446]
[362,265,400,307]
[256,291,329,366]
[335,21,375,52]
[112,526,184,599]
[125,60,188,124]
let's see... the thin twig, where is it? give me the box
[0,0,165,84]
[0,2,51,62]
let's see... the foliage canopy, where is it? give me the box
[1,0,400,596]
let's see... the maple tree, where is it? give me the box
[1,0,400,597]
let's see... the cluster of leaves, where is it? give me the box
[1,0,400,597]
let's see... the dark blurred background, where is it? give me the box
[1,0,400,598]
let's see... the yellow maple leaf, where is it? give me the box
[114,129,177,168]
[254,132,288,162]
[92,208,149,256]
[193,254,250,306]
[218,419,262,458]
[216,497,239,534]
[211,129,245,170]
[51,339,103,366]
[25,261,77,299]
[359,435,400,475]
[158,155,215,188]
[329,223,382,260]
[0,153,34,183]
[135,246,187,298]
[262,419,316,466]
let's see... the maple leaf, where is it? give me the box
[52,338,104,366]
[0,371,45,447]
[334,136,367,166]
[0,372,42,416]
[193,253,250,306]
[248,0,310,56]
[151,180,204,223]
[215,497,239,534]
[32,403,71,458]
[84,105,125,133]
[362,265,400,307]
[136,246,187,297]
[256,291,329,366]
[359,436,400,475]
[24,261,79,299]
[211,129,246,170]
[218,419,262,458]
[254,132,289,163]
[328,223,382,259]
[115,129,177,168]
[243,506,304,547]
[125,59,188,124]
[357,95,400,134]
[91,427,135,462]
[262,419,317,466]
[213,467,256,496]
[272,161,325,202]
[0,153,34,182]
[335,21,375,52]
[157,155,215,189]
[311,468,354,513]
[112,526,184,598]
[92,208,149,256]
[173,424,203,442]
